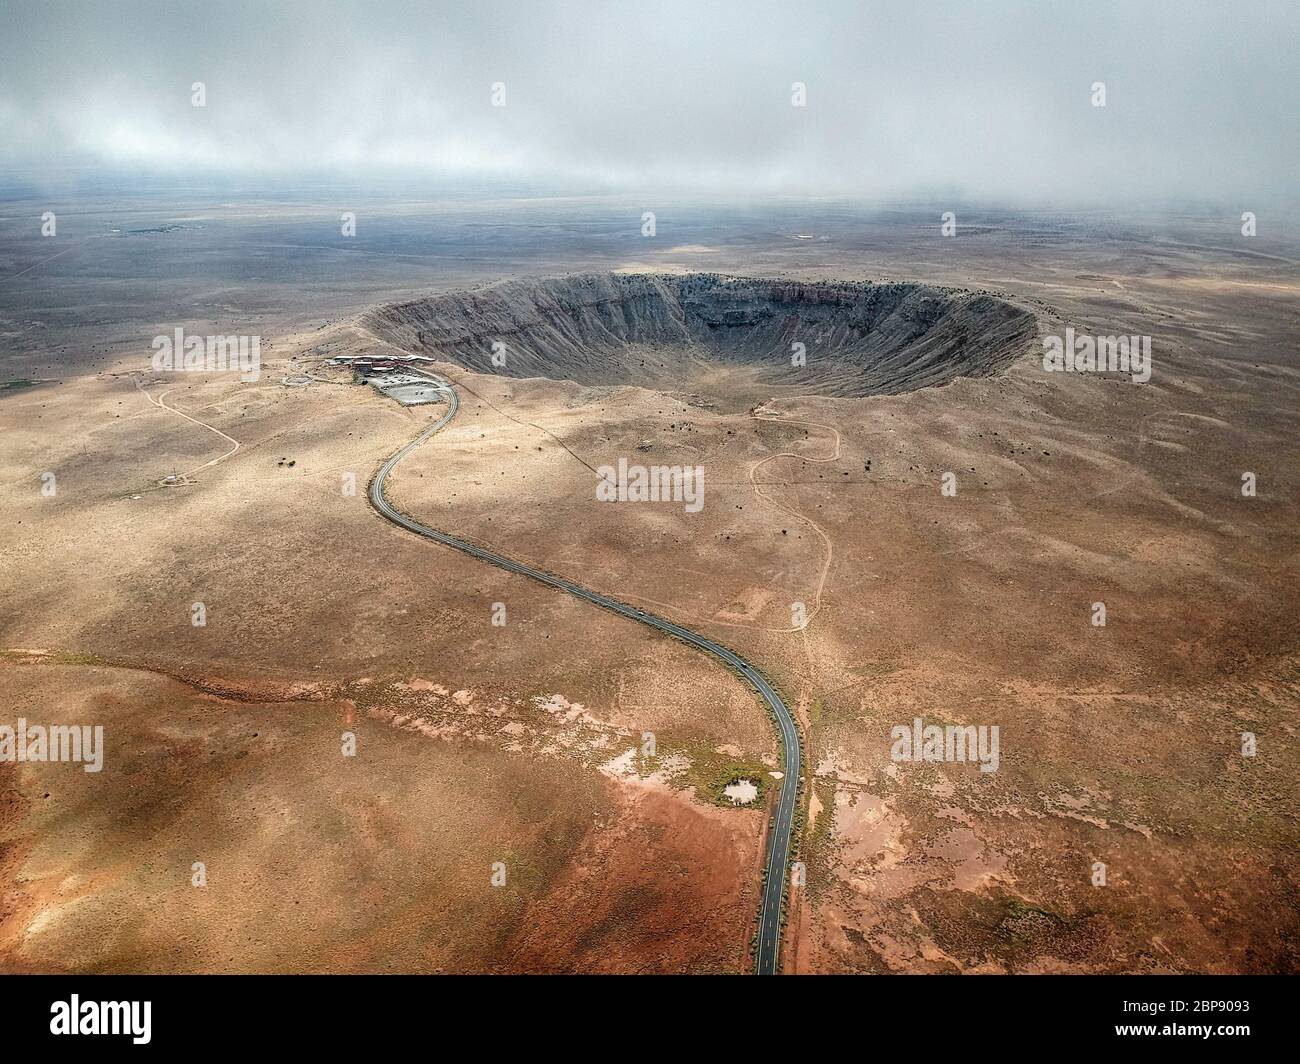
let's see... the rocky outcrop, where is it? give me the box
[363,273,1036,397]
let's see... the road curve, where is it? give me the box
[367,374,801,975]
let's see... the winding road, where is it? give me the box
[367,372,801,975]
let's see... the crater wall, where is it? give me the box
[364,273,1037,397]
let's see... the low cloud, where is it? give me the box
[2,0,1296,203]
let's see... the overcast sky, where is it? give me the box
[2,0,1296,203]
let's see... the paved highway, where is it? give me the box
[367,374,801,974]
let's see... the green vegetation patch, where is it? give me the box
[650,731,772,808]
